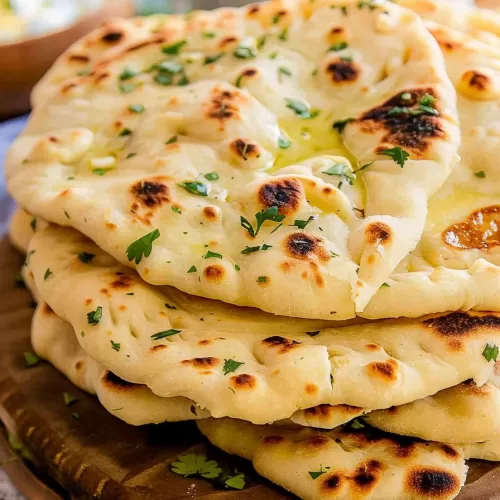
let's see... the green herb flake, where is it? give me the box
[44,268,52,280]
[87,306,103,326]
[119,128,132,137]
[151,329,182,340]
[241,245,261,254]
[171,453,222,479]
[204,53,225,65]
[187,265,197,273]
[240,206,285,238]
[202,31,216,38]
[119,67,138,81]
[257,276,268,283]
[223,358,245,375]
[278,131,291,149]
[257,34,267,49]
[483,343,499,362]
[157,60,184,73]
[24,351,40,368]
[166,135,178,145]
[126,153,137,159]
[328,41,348,51]
[91,168,111,176]
[285,98,320,119]
[234,264,241,271]
[272,13,280,24]
[63,392,78,407]
[204,250,223,259]
[233,46,256,59]
[162,40,187,55]
[204,172,219,181]
[224,473,246,490]
[323,163,355,185]
[291,216,315,229]
[419,93,435,106]
[64,210,70,219]
[178,181,208,196]
[401,92,412,100]
[154,72,172,86]
[308,466,330,480]
[380,146,410,168]
[119,82,139,94]
[110,340,121,352]
[128,104,145,114]
[269,51,278,60]
[332,117,355,133]
[77,68,90,76]
[78,252,95,264]
[380,282,390,288]
[80,331,85,337]
[126,229,161,264]
[305,331,320,337]
[475,170,486,178]
[278,27,288,41]
[278,66,292,81]
[350,418,365,429]
[172,206,182,214]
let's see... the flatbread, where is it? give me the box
[23,222,500,424]
[365,379,500,444]
[197,417,467,500]
[5,0,459,319]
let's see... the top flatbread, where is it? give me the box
[5,0,458,319]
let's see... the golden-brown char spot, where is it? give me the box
[321,474,343,493]
[310,261,326,287]
[246,3,260,15]
[461,379,491,397]
[84,298,93,306]
[202,206,219,221]
[283,233,330,265]
[365,222,392,246]
[258,179,303,216]
[440,445,459,459]
[110,275,133,289]
[131,179,170,208]
[181,357,220,369]
[119,305,127,311]
[198,339,212,346]
[126,35,166,53]
[365,343,381,351]
[203,264,225,282]
[241,68,258,79]
[69,54,90,63]
[323,186,334,195]
[367,255,375,264]
[42,302,55,315]
[443,205,500,250]
[218,36,238,48]
[326,59,360,84]
[103,371,140,391]
[405,467,460,498]
[262,435,284,445]
[150,344,168,352]
[367,359,398,382]
[99,288,110,296]
[204,87,245,131]
[305,383,318,395]
[101,31,124,43]
[387,406,399,415]
[230,373,257,390]
[257,276,270,287]
[464,70,489,91]
[75,361,83,370]
[352,460,384,492]
[105,222,117,230]
[280,261,295,272]
[48,136,59,143]
[262,336,301,354]
[94,72,109,84]
[359,88,444,155]
[301,270,308,279]
[300,435,331,450]
[61,82,77,94]
[305,404,362,417]
[59,189,71,197]
[230,139,260,161]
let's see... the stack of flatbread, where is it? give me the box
[6,0,500,497]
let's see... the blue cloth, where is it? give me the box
[0,115,29,234]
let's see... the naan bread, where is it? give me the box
[365,379,500,444]
[24,223,500,424]
[197,418,467,500]
[5,0,459,319]
[463,438,500,461]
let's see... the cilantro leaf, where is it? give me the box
[278,66,292,82]
[187,265,197,273]
[24,351,40,368]
[44,268,52,280]
[172,206,181,214]
[308,466,330,480]
[323,163,355,185]
[328,41,348,51]
[257,276,268,283]
[278,131,291,149]
[204,53,225,65]
[350,418,365,429]
[285,98,320,119]
[475,170,486,178]
[204,172,219,181]
[63,392,78,406]
[162,40,187,55]
[87,306,103,325]
[223,359,245,375]
[171,453,222,479]
[380,282,390,288]
[119,67,138,81]
[78,252,95,264]
[224,473,246,490]
[202,31,216,38]
[166,135,178,145]
[119,82,139,94]
[380,146,409,168]
[483,343,499,362]
[204,250,222,259]
[128,104,145,114]
[178,181,208,196]
[240,206,285,238]
[110,340,121,352]
[233,46,256,59]
[291,216,315,229]
[126,229,160,265]
[151,329,182,340]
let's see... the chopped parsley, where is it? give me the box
[419,93,435,106]
[204,250,222,259]
[63,392,78,406]
[24,352,40,368]
[78,252,95,263]
[332,117,354,133]
[285,98,320,119]
[126,153,137,159]
[178,181,208,196]
[162,40,187,55]
[330,251,339,258]
[475,170,486,178]
[87,306,103,325]
[156,60,184,73]
[166,135,178,145]
[202,31,216,38]
[323,163,355,185]
[204,172,219,181]
[187,265,197,273]
[483,343,499,362]
[241,244,272,254]
[151,329,182,340]
[269,51,278,59]
[119,67,138,81]
[128,104,145,114]
[350,418,365,429]
[110,340,121,352]
[234,264,241,271]
[308,466,330,480]
[126,229,160,264]
[380,147,409,168]
[233,46,257,59]
[240,206,285,238]
[204,53,225,65]
[223,358,245,375]
[171,453,222,479]
[155,73,173,86]
[278,131,291,149]
[380,282,390,288]
[172,206,182,214]
[92,168,111,176]
[305,331,320,337]
[257,35,267,49]
[119,128,132,137]
[257,276,268,283]
[290,216,315,229]
[119,82,139,94]
[77,68,90,76]
[278,66,292,82]
[44,268,52,280]
[278,27,288,41]
[328,41,348,51]
[235,74,245,88]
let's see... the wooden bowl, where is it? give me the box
[0,0,135,120]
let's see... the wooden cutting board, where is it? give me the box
[0,234,498,499]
